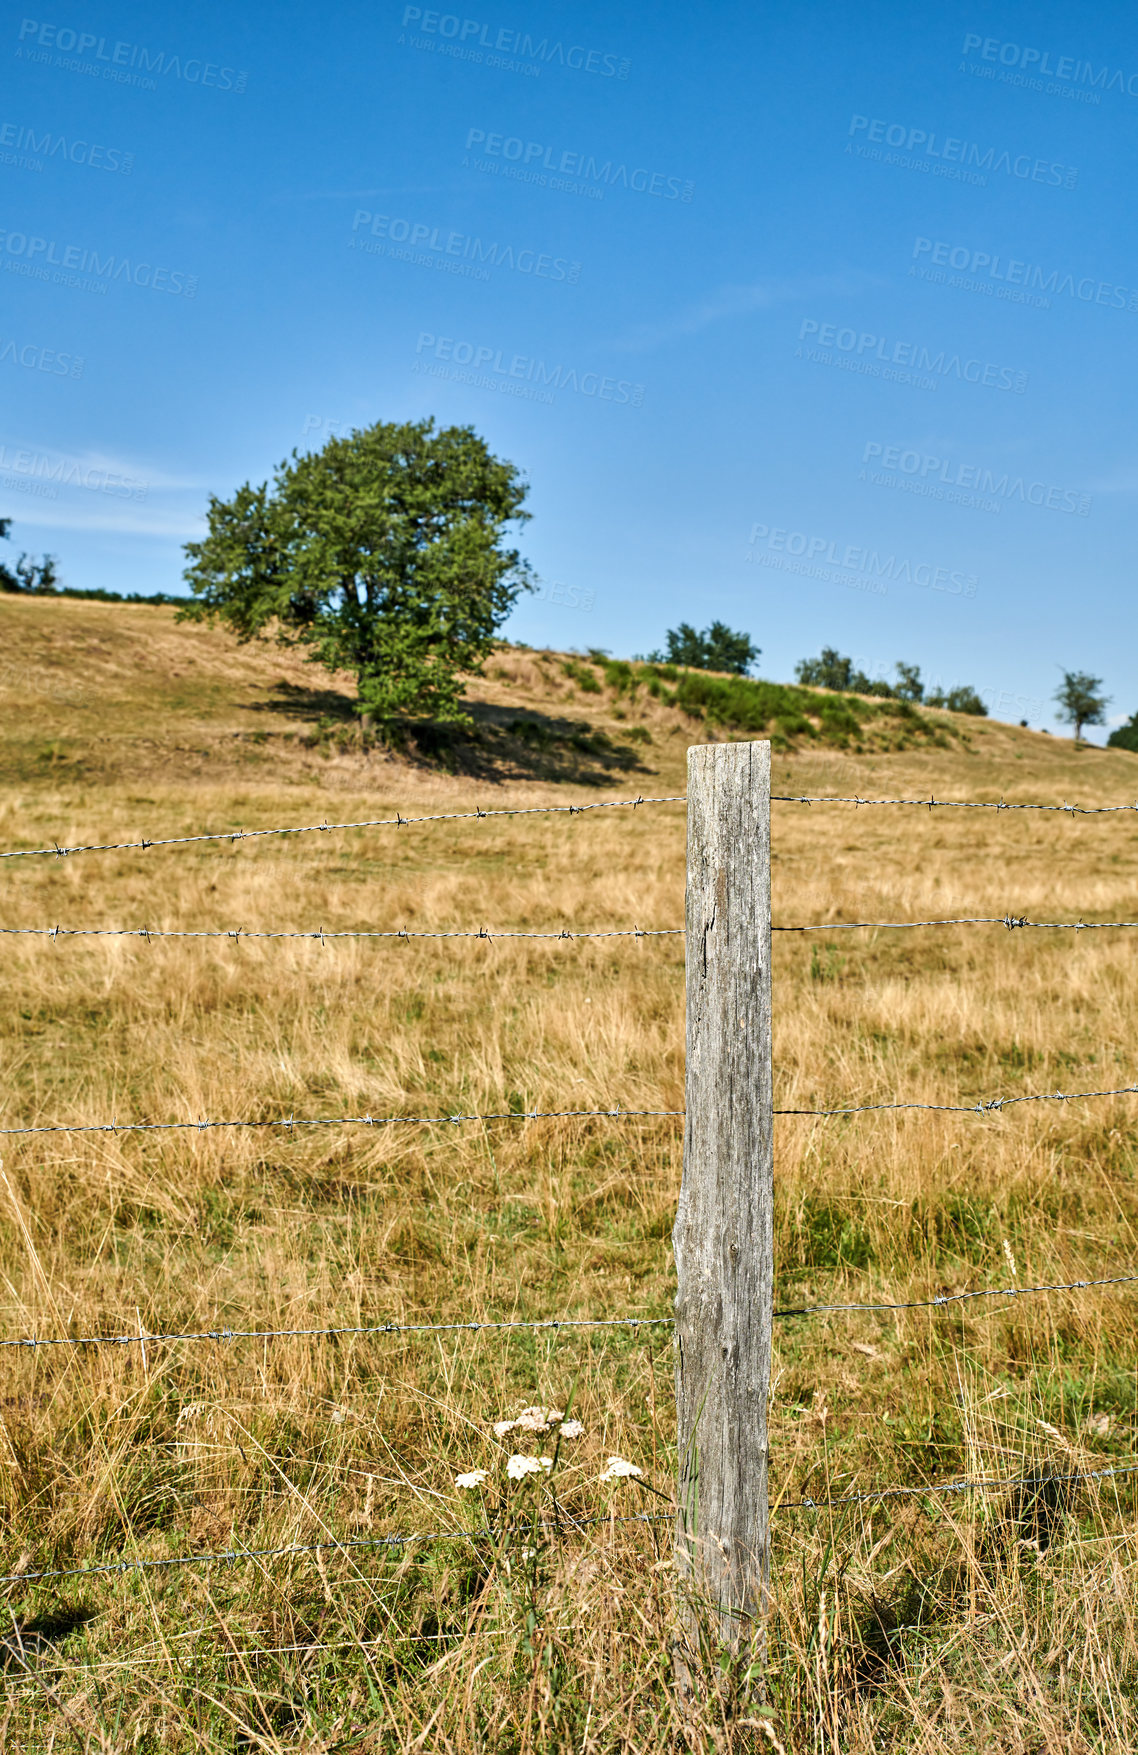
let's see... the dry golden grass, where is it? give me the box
[3,596,1138,1750]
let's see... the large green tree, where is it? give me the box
[180,419,533,726]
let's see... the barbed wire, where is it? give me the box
[7,1455,1138,1587]
[7,916,1138,944]
[5,1268,1133,1355]
[3,1082,1135,1139]
[0,1510,670,1588]
[0,1312,675,1352]
[0,795,686,864]
[773,1269,1138,1319]
[773,793,1138,815]
[0,924,683,945]
[774,915,1138,933]
[0,1106,681,1140]
[778,1082,1138,1118]
[6,789,1137,867]
[779,1457,1138,1511]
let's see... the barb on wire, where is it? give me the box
[5,1081,1137,1140]
[0,1510,670,1588]
[774,1268,1138,1319]
[779,1457,1138,1512]
[0,795,686,864]
[774,793,1138,815]
[0,925,685,944]
[0,1312,675,1353]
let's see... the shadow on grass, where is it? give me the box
[250,682,653,786]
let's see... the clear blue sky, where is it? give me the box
[3,0,1135,736]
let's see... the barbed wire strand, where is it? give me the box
[0,1313,675,1352]
[7,916,1138,944]
[0,925,683,944]
[0,1107,680,1139]
[773,793,1138,815]
[5,1269,1134,1354]
[0,794,687,864]
[3,1083,1136,1139]
[773,1269,1138,1318]
[778,1458,1138,1511]
[7,1458,1138,1587]
[0,1511,668,1588]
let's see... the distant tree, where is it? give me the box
[894,662,924,702]
[1107,711,1138,753]
[794,647,892,696]
[926,684,988,716]
[1054,670,1110,743]
[0,517,59,594]
[794,647,857,691]
[180,419,533,728]
[652,620,760,674]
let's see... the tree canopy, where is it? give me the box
[793,649,988,715]
[179,419,533,726]
[1054,670,1110,742]
[0,518,59,594]
[649,620,760,674]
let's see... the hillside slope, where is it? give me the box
[3,593,1134,805]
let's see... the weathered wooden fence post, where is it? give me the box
[673,739,773,1668]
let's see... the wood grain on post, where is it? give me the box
[673,739,773,1661]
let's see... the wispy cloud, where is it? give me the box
[609,271,884,352]
[7,505,206,538]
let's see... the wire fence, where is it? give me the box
[0,793,686,863]
[4,1268,1137,1355]
[6,777,1138,1677]
[3,1081,1135,1139]
[6,914,1138,943]
[7,1456,1138,1591]
[3,786,1136,866]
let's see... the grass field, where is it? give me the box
[3,596,1138,1751]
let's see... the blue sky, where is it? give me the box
[3,0,1136,736]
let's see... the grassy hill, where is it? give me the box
[3,592,1133,798]
[3,594,1138,1751]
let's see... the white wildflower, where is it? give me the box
[455,1470,488,1490]
[493,1420,517,1438]
[558,1419,585,1439]
[507,1454,544,1481]
[599,1456,643,1482]
[513,1405,564,1433]
[539,1456,554,1472]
